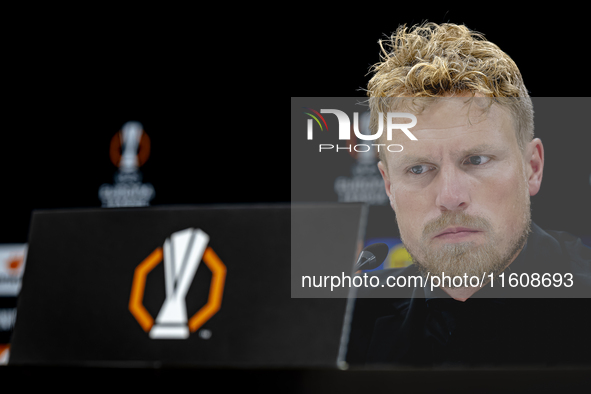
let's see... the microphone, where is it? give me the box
[354,243,389,271]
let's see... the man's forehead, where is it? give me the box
[385,100,517,166]
[394,97,501,129]
[389,98,513,140]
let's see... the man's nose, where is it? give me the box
[434,166,470,211]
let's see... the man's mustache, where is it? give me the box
[422,211,492,240]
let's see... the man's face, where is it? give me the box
[378,98,540,283]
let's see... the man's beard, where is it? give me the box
[401,207,531,288]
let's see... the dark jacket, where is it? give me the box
[346,223,591,367]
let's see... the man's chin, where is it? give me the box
[412,242,507,285]
[411,228,529,287]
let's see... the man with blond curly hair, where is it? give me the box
[346,23,591,366]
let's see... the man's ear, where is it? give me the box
[378,161,395,207]
[525,138,544,197]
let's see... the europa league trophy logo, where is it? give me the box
[149,228,210,339]
[99,121,155,207]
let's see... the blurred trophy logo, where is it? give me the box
[129,228,227,339]
[0,244,27,296]
[334,112,389,205]
[98,121,155,207]
[0,344,9,365]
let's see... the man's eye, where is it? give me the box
[409,165,430,175]
[464,155,491,165]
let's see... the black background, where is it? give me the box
[3,8,590,244]
[2,6,591,390]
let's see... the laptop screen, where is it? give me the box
[9,203,366,368]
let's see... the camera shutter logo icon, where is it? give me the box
[129,228,226,339]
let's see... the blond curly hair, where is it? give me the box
[368,23,533,164]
